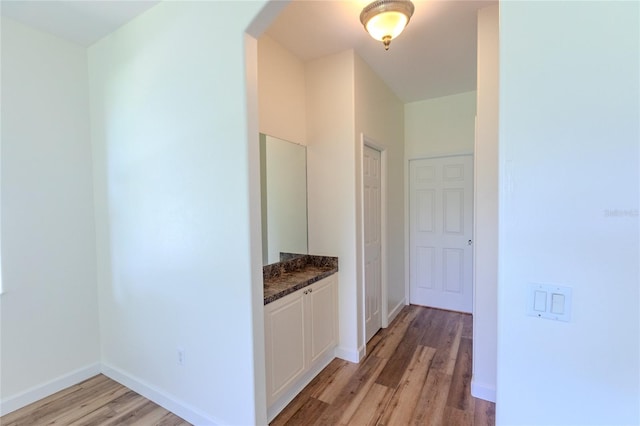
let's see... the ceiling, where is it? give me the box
[266,0,495,102]
[0,1,159,46]
[0,0,495,103]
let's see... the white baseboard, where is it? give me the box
[267,350,335,422]
[358,344,366,361]
[471,379,496,403]
[0,363,101,416]
[101,364,218,426]
[387,299,405,325]
[334,345,363,363]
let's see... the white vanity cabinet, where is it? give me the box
[264,274,338,419]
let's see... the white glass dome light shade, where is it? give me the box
[365,11,408,41]
[360,0,415,50]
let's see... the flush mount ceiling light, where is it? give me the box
[360,0,415,51]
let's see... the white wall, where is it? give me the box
[472,5,498,403]
[306,50,404,360]
[258,35,307,145]
[354,54,405,327]
[88,2,268,424]
[405,91,476,159]
[498,2,639,425]
[0,17,100,412]
[257,35,308,266]
[306,50,359,360]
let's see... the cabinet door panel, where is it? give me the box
[308,277,337,364]
[265,293,306,404]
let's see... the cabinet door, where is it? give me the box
[307,276,338,364]
[264,290,306,405]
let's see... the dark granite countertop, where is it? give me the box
[263,255,338,305]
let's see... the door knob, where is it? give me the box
[468,240,473,245]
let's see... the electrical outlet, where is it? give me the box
[177,348,185,366]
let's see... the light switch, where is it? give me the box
[551,293,565,314]
[528,283,572,322]
[534,290,547,312]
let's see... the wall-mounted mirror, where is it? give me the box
[260,134,308,265]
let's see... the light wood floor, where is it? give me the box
[2,305,493,426]
[271,305,495,426]
[0,374,190,426]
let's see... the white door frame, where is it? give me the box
[360,135,388,344]
[404,152,474,310]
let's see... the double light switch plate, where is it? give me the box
[527,283,572,322]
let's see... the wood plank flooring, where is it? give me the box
[2,305,493,426]
[271,305,496,426]
[0,374,190,426]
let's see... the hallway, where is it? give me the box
[271,305,495,425]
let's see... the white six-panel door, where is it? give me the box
[364,145,382,341]
[409,156,473,313]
